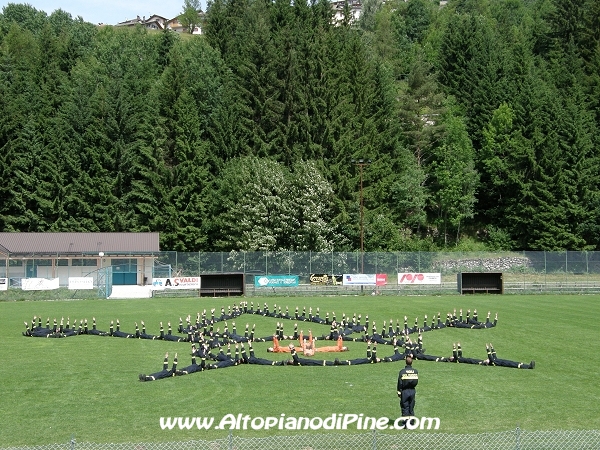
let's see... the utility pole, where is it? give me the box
[352,159,371,274]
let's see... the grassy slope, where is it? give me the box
[0,294,598,445]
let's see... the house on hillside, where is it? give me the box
[115,15,168,31]
[115,11,204,34]
[166,11,204,35]
[331,0,363,25]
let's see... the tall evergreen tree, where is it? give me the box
[437,13,504,150]
[161,88,211,251]
[428,111,479,245]
[398,51,445,167]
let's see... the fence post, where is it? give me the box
[544,251,547,286]
[371,428,377,450]
[515,425,521,450]
[586,250,589,274]
[228,429,233,450]
[70,435,75,450]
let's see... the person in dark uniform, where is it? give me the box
[206,345,239,369]
[136,321,157,339]
[110,320,135,338]
[420,315,432,332]
[227,323,252,343]
[397,356,419,417]
[158,322,182,342]
[280,306,291,320]
[435,312,446,329]
[176,345,205,375]
[308,307,325,324]
[139,352,178,381]
[486,343,534,369]
[483,312,498,328]
[449,343,487,365]
[286,344,335,366]
[383,338,406,362]
[336,341,381,365]
[61,323,80,337]
[244,343,286,366]
[86,317,108,336]
[23,320,52,337]
[367,322,393,345]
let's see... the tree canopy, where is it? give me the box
[0,0,598,251]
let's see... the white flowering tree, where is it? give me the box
[213,156,337,251]
[285,160,338,251]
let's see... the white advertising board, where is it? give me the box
[342,274,377,286]
[398,273,441,285]
[68,277,94,290]
[151,277,201,290]
[22,277,60,290]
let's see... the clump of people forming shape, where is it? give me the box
[21,302,534,382]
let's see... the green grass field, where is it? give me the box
[0,294,599,446]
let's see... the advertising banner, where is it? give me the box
[254,275,299,287]
[68,277,94,290]
[22,278,60,291]
[343,274,388,286]
[151,277,201,290]
[398,273,442,285]
[309,274,343,285]
[376,274,388,286]
[332,275,344,285]
[343,274,377,286]
[0,278,7,291]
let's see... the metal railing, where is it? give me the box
[2,428,599,450]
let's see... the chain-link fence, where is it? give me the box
[152,250,600,279]
[4,251,600,299]
[3,429,600,450]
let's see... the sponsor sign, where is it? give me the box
[343,274,377,286]
[343,274,388,286]
[0,278,7,291]
[254,275,299,287]
[68,277,94,290]
[22,277,60,291]
[310,273,330,284]
[398,273,441,285]
[152,277,201,290]
[332,275,344,285]
[309,274,343,285]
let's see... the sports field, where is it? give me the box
[0,294,598,446]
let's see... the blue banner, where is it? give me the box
[254,275,299,287]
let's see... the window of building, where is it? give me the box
[72,259,99,266]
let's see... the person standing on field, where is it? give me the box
[397,356,419,418]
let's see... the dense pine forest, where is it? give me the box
[0,0,598,252]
